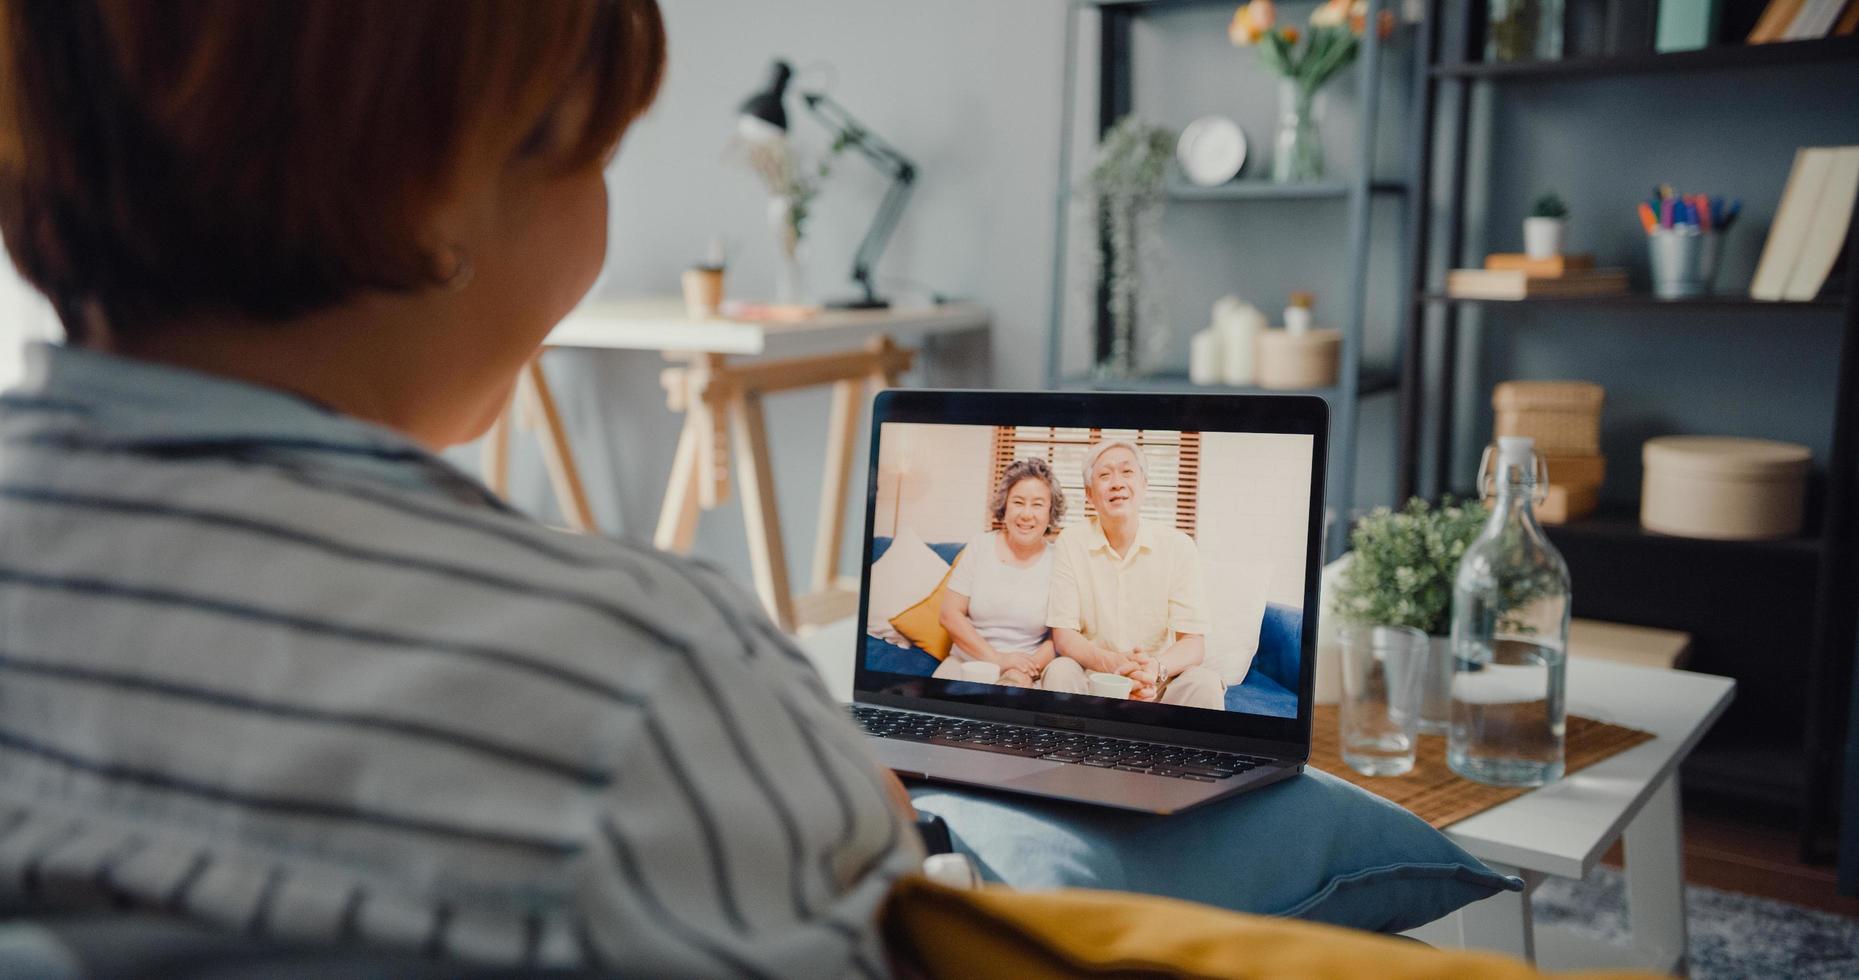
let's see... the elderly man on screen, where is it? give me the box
[1043,439,1226,709]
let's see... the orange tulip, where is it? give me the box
[1281,25,1301,44]
[1228,0,1276,46]
[1344,1,1398,38]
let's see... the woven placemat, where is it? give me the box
[1308,706,1656,829]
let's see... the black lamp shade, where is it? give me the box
[738,60,793,132]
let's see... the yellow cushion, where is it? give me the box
[888,551,961,661]
[883,876,1661,980]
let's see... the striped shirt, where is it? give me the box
[0,342,918,976]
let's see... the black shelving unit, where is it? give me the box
[1400,1,1859,861]
[1045,0,1419,555]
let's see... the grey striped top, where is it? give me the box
[0,342,919,977]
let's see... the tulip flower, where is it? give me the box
[1228,0,1275,46]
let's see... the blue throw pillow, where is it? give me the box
[909,767,1521,934]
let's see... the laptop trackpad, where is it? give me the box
[868,739,1061,780]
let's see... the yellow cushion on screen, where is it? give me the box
[884,877,1659,980]
[888,551,961,662]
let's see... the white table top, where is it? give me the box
[545,297,991,356]
[1441,658,1734,879]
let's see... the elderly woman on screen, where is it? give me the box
[931,458,1068,688]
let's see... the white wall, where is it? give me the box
[872,422,992,544]
[0,249,60,389]
[602,0,1067,379]
[457,0,1072,592]
[1197,432,1314,608]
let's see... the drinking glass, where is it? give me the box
[1337,625,1429,777]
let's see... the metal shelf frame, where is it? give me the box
[1045,0,1420,558]
[1398,0,1859,863]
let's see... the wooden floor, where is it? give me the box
[1601,803,1859,918]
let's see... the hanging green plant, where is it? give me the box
[1080,116,1174,378]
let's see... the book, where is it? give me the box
[1446,268,1629,300]
[1781,146,1859,300]
[1748,0,1807,41]
[1751,148,1835,300]
[1836,0,1859,34]
[1484,253,1596,277]
[1656,0,1719,52]
[1784,0,1847,37]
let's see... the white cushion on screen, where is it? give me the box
[866,527,951,639]
[1200,558,1273,685]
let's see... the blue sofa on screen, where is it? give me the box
[863,536,1302,717]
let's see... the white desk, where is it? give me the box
[483,299,990,632]
[548,298,991,356]
[1408,658,1735,973]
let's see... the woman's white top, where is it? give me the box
[945,531,1053,659]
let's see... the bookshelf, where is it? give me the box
[1421,292,1846,311]
[1056,366,1400,400]
[1401,0,1859,860]
[1045,0,1418,555]
[1433,31,1859,78]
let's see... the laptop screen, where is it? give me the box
[855,391,1325,746]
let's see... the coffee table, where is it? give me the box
[1403,658,1735,973]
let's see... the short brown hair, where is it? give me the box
[0,0,665,339]
[990,457,1067,534]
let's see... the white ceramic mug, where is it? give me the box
[1087,671,1133,700]
[959,661,1001,684]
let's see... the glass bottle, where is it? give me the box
[1448,436,1571,787]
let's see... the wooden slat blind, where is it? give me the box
[989,426,1199,538]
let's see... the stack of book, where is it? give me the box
[1747,0,1859,43]
[1446,254,1630,301]
[1750,145,1859,301]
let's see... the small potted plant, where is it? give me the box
[1524,192,1569,260]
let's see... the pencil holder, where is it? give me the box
[1648,229,1705,299]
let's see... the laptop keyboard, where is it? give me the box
[850,704,1272,782]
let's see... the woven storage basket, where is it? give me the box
[1493,381,1605,455]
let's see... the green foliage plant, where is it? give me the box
[1332,497,1488,636]
[1529,192,1569,219]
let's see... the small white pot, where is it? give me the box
[1523,216,1565,260]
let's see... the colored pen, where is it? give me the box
[1638,202,1658,234]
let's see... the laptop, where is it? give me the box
[849,389,1327,814]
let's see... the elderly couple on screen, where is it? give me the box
[927,440,1226,710]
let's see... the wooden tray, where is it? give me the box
[1308,706,1655,829]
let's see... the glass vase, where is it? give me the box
[766,196,810,306]
[1486,0,1565,62]
[1271,80,1325,184]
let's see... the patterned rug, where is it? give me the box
[1533,866,1859,979]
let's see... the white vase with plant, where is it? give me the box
[741,139,828,305]
[1524,192,1568,260]
[1230,0,1390,184]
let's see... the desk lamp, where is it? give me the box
[737,60,917,310]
